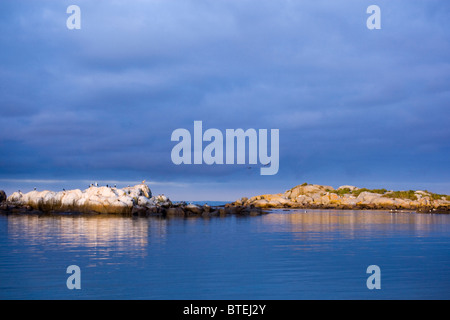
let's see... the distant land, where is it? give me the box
[227,183,450,213]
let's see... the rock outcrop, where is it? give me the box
[3,182,448,216]
[228,183,450,213]
[4,184,157,214]
[0,183,267,217]
[0,190,6,203]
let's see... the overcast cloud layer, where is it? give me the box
[1,0,449,200]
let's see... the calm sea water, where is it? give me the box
[1,208,450,300]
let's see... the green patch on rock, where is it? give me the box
[424,190,449,201]
[382,190,417,201]
[327,188,387,197]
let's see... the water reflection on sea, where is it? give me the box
[261,209,448,236]
[1,209,449,299]
[5,215,167,261]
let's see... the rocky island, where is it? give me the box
[227,183,450,213]
[0,182,264,217]
[1,182,449,217]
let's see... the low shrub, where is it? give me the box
[383,190,417,201]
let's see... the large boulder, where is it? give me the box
[356,191,382,203]
[284,184,332,200]
[184,204,203,214]
[166,207,185,216]
[251,199,270,208]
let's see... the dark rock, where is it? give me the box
[184,204,203,215]
[210,210,219,216]
[166,207,185,217]
[0,202,8,211]
[249,207,265,216]
[173,201,187,207]
[0,190,6,203]
[131,206,148,216]
[224,207,237,215]
[201,211,211,218]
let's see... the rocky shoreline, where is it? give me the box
[0,183,265,217]
[227,183,450,214]
[1,182,449,217]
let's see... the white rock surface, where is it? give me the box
[6,183,165,214]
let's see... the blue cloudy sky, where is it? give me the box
[1,0,449,200]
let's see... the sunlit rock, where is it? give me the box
[232,183,450,212]
[7,183,154,214]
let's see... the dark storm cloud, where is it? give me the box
[1,0,449,199]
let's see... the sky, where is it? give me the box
[0,0,449,200]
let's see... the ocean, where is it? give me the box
[1,208,449,299]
